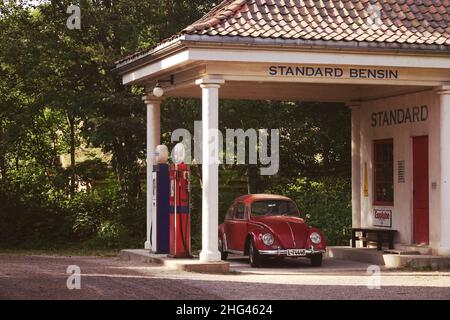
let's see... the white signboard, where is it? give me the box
[373,209,392,228]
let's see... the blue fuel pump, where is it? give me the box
[151,145,170,253]
[155,162,170,253]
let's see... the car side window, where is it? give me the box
[225,204,235,221]
[234,202,247,220]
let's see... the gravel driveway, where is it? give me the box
[0,254,449,300]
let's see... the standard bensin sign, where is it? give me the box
[269,65,399,79]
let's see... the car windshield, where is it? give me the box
[251,200,300,217]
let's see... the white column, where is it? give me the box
[196,78,224,262]
[143,97,161,251]
[349,104,362,229]
[438,86,450,255]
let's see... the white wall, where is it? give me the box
[358,90,441,250]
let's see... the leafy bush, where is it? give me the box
[98,221,126,246]
[0,170,145,250]
[268,177,351,246]
[64,185,145,248]
[76,158,109,182]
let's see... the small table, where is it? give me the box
[351,228,397,251]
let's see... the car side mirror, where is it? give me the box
[305,213,311,220]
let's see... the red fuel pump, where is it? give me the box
[169,163,191,258]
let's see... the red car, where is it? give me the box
[218,194,326,267]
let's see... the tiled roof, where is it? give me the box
[182,0,450,46]
[116,0,450,68]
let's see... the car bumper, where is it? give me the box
[258,248,325,256]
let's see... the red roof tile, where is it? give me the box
[182,0,450,46]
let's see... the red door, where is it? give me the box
[413,136,429,244]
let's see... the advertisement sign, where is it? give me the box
[373,209,392,228]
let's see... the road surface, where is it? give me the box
[0,254,449,300]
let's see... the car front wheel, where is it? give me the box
[310,253,323,267]
[248,240,263,268]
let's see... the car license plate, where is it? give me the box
[287,249,306,256]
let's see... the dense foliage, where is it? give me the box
[269,177,352,246]
[0,1,351,250]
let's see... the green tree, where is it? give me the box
[0,0,352,249]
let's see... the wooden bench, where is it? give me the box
[351,228,397,251]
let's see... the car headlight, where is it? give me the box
[262,233,274,246]
[309,232,321,244]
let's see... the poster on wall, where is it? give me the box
[373,209,392,228]
[363,162,369,197]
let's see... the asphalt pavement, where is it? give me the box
[0,254,449,300]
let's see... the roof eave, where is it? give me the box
[183,35,450,55]
[114,34,450,76]
[113,35,186,75]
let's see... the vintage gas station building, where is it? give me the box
[115,0,450,260]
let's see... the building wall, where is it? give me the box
[358,89,441,251]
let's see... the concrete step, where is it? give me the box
[120,249,230,273]
[383,254,450,269]
[326,246,450,269]
[394,243,432,255]
[326,246,385,265]
[383,249,421,255]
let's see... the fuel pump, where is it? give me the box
[151,145,170,253]
[169,143,191,258]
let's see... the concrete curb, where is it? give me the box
[326,246,385,265]
[383,254,450,269]
[326,246,450,269]
[120,249,230,273]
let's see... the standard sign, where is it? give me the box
[371,106,428,127]
[269,65,399,80]
[373,209,392,228]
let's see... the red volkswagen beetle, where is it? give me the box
[218,194,326,267]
